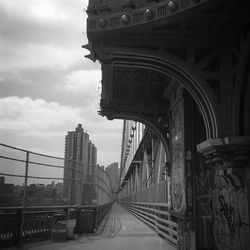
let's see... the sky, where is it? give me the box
[0,0,123,168]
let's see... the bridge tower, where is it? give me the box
[85,1,250,249]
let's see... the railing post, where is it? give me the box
[19,151,29,245]
[97,165,99,206]
[14,208,22,245]
[93,207,97,231]
[79,161,83,207]
[74,207,81,234]
[67,158,72,220]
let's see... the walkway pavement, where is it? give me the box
[23,204,176,250]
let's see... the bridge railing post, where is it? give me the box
[66,158,72,220]
[18,151,29,245]
[14,208,22,246]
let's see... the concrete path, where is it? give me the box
[23,204,176,250]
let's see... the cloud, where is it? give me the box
[0,0,88,23]
[64,70,101,93]
[0,0,88,71]
[57,70,101,105]
[0,96,83,137]
[0,0,96,105]
[1,44,83,71]
[0,0,123,167]
[0,96,123,166]
[0,0,86,46]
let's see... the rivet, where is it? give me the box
[121,14,130,24]
[168,1,178,12]
[145,8,154,19]
[98,18,107,27]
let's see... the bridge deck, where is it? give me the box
[23,203,176,250]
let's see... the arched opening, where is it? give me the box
[100,51,213,248]
[101,49,219,146]
[112,50,219,138]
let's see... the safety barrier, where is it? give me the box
[0,143,114,246]
[0,203,113,247]
[0,206,58,247]
[120,201,178,246]
[75,202,112,234]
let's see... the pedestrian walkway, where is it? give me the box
[23,204,176,250]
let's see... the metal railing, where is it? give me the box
[0,143,114,247]
[119,180,178,246]
[0,203,113,247]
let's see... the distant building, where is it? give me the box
[55,182,63,198]
[105,162,119,193]
[42,198,53,206]
[0,177,14,206]
[63,124,97,205]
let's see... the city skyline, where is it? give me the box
[0,0,123,167]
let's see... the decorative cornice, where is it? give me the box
[197,136,250,156]
[87,0,211,33]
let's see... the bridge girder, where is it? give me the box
[86,0,250,249]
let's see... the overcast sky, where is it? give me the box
[0,0,123,167]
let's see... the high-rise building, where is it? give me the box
[63,124,97,205]
[105,162,119,193]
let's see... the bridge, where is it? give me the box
[84,0,250,250]
[0,143,176,249]
[0,0,250,250]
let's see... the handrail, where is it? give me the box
[0,142,114,246]
[0,204,98,211]
[0,143,64,160]
[0,202,113,246]
[120,200,178,246]
[0,139,115,244]
[122,201,169,207]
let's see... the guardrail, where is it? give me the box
[119,178,177,246]
[0,143,114,247]
[0,203,113,247]
[75,202,112,235]
[120,201,177,246]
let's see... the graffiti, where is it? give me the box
[171,101,186,212]
[186,159,193,211]
[195,167,212,217]
[172,164,185,210]
[195,165,213,248]
[195,160,250,250]
[218,193,238,236]
[212,171,250,250]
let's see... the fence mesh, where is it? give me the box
[0,143,113,208]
